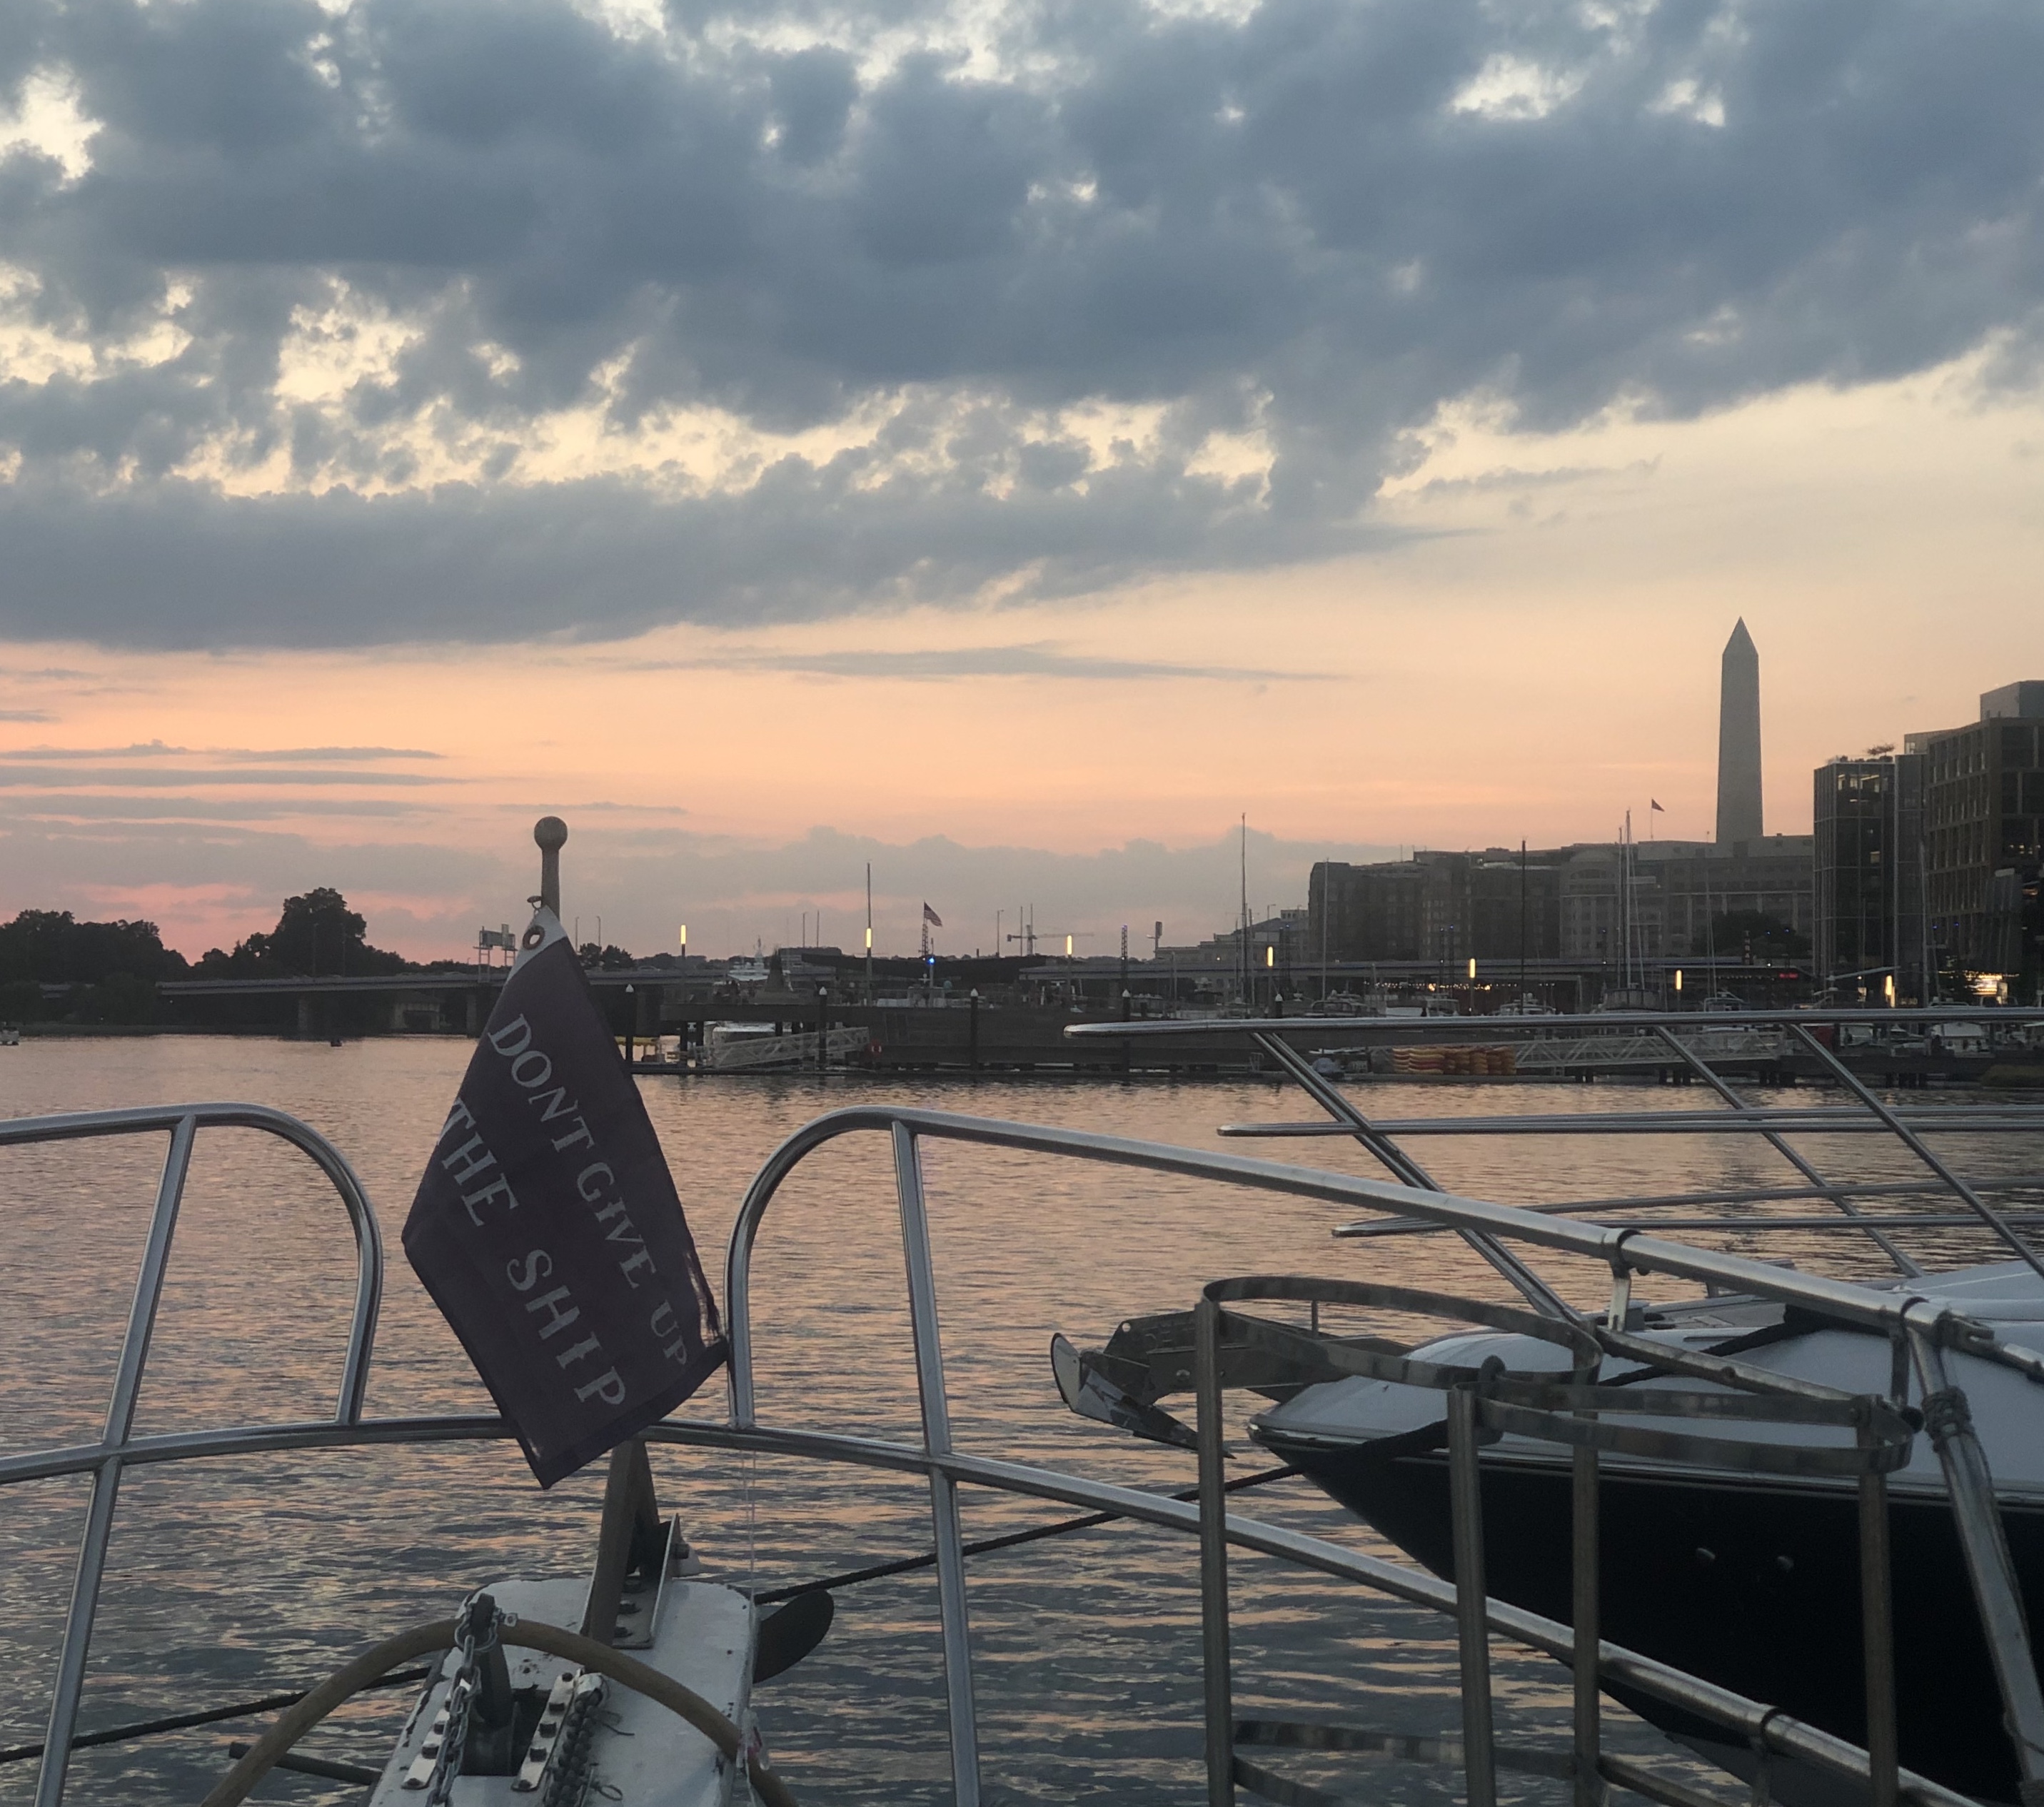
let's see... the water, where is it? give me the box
[1,1039,2036,1805]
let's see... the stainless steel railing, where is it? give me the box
[0,1104,383,1807]
[725,1103,2044,1807]
[1076,1007,2044,1284]
[4,1092,2041,1807]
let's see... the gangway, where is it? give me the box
[1511,1027,1785,1077]
[704,1024,870,1072]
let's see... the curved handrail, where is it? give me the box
[0,1102,383,1421]
[722,1101,2044,1805]
[1,1102,384,1807]
[723,1104,2029,1418]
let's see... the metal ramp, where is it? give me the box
[705,1025,870,1072]
[1511,1028,1785,1074]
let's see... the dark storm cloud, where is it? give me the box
[0,462,1327,645]
[3,0,2043,646]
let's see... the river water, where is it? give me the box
[1,1037,2035,1806]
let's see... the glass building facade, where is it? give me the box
[1813,755,1925,1000]
[1905,685,2044,982]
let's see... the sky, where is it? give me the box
[2,0,2042,960]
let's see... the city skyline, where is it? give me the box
[3,616,2032,964]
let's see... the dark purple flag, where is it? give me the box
[403,925,726,1486]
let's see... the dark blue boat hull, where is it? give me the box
[1262,1434,2044,1805]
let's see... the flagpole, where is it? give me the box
[866,863,874,1000]
[1623,810,1633,992]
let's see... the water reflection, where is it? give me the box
[1,1040,2038,1803]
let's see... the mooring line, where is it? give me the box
[0,1666,435,1766]
[752,1464,1299,1604]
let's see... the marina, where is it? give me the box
[4,4,2043,1803]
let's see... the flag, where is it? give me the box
[403,912,726,1487]
[1650,799,1665,812]
[922,902,943,928]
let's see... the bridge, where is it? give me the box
[156,967,693,1037]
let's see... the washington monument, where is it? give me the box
[1716,618,1763,845]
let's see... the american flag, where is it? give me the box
[922,902,943,928]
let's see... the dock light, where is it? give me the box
[678,924,687,952]
[1267,945,1276,968]
[1674,969,1683,993]
[1065,933,1074,957]
[865,925,873,951]
[1467,957,1476,981]
[1885,973,1896,1006]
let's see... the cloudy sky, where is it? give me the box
[2,0,2041,958]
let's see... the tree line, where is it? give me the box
[1,887,408,1024]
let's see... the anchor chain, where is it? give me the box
[420,1593,503,1805]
